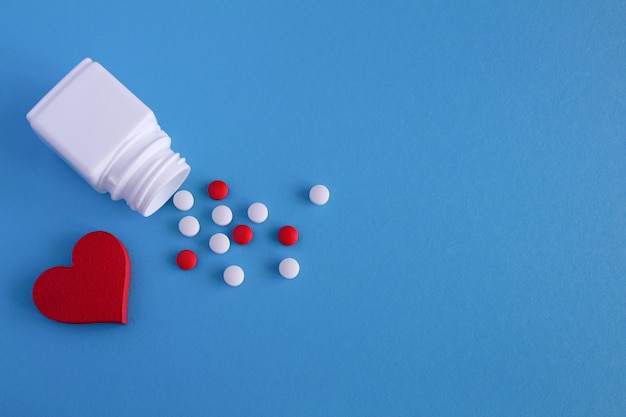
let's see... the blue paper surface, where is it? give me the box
[1,1,626,416]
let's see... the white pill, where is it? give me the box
[178,215,200,237]
[309,184,330,205]
[173,190,194,211]
[211,204,233,226]
[223,265,244,287]
[209,233,230,254]
[247,202,268,223]
[279,258,300,279]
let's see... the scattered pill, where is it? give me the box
[212,204,233,226]
[309,184,330,205]
[278,225,298,246]
[172,189,194,211]
[208,180,228,200]
[248,202,268,223]
[178,215,200,237]
[209,233,230,254]
[279,258,300,279]
[232,224,253,245]
[176,249,197,270]
[223,265,244,287]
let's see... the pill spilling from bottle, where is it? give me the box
[278,226,298,246]
[173,180,330,286]
[209,233,230,254]
[178,216,200,237]
[208,180,228,200]
[176,250,197,270]
[211,205,233,226]
[223,265,244,287]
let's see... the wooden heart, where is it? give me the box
[32,231,130,324]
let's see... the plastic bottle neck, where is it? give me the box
[98,125,190,216]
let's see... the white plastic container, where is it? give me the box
[26,58,190,217]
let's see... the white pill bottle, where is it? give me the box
[27,58,190,217]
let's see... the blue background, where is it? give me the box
[1,1,626,416]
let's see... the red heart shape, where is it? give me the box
[32,231,130,324]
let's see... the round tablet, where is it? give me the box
[176,249,197,270]
[172,190,194,211]
[212,205,233,226]
[309,184,330,205]
[279,258,300,279]
[209,233,230,254]
[178,215,200,237]
[223,265,244,287]
[232,224,253,244]
[208,180,228,200]
[248,202,268,223]
[278,225,298,246]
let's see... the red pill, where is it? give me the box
[278,225,298,246]
[232,224,253,245]
[208,180,228,200]
[176,249,197,270]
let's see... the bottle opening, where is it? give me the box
[140,164,190,217]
